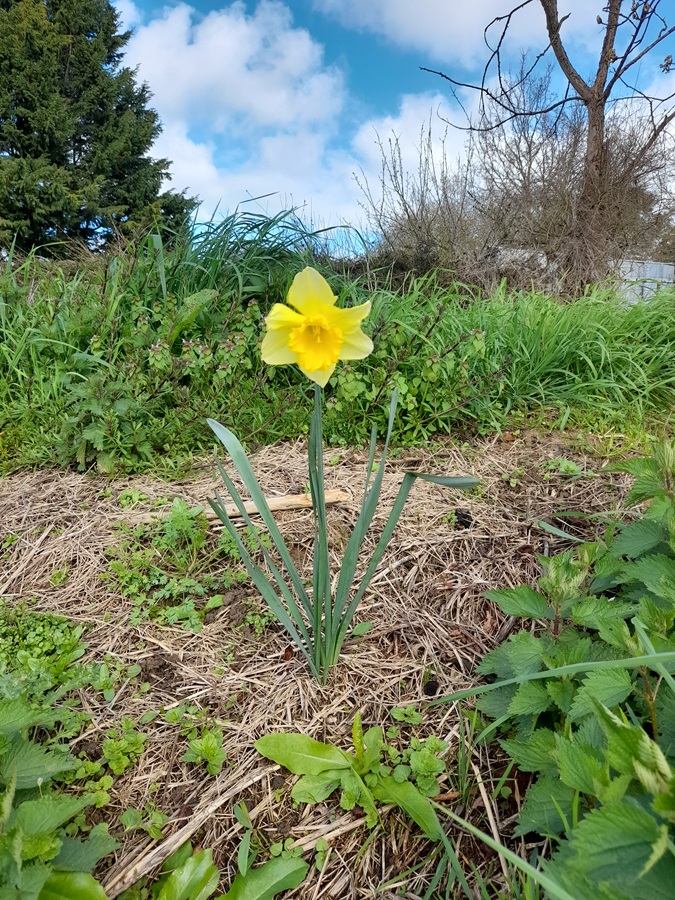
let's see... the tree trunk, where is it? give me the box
[563,96,611,287]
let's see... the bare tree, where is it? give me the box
[354,124,490,281]
[355,68,673,293]
[423,0,675,289]
[473,59,674,273]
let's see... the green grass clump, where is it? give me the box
[1,214,673,473]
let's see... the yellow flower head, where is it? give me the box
[261,267,373,387]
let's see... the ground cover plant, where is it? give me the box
[104,498,250,633]
[1,215,674,473]
[0,606,119,897]
[439,440,675,898]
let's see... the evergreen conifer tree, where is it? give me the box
[0,0,197,251]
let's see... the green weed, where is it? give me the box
[438,439,675,899]
[102,717,147,775]
[104,499,249,632]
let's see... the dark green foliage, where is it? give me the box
[0,619,117,896]
[0,0,196,251]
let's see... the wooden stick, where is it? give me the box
[125,489,350,525]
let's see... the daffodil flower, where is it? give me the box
[209,266,477,682]
[261,267,373,386]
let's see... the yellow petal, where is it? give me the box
[261,328,298,365]
[299,363,336,387]
[286,267,337,315]
[265,302,303,330]
[339,328,374,360]
[328,300,371,333]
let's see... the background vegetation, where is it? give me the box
[0,0,196,252]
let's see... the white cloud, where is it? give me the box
[114,0,473,230]
[124,1,344,131]
[351,94,471,205]
[114,0,142,30]
[313,1,610,68]
[115,0,362,223]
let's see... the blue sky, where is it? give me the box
[114,0,675,231]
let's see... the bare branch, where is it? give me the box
[605,22,675,97]
[538,2,588,99]
[416,0,675,288]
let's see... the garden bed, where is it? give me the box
[0,433,632,897]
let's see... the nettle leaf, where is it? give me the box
[503,630,548,677]
[569,669,633,721]
[514,775,575,838]
[0,699,54,734]
[543,864,632,900]
[476,684,518,720]
[548,801,675,899]
[51,825,118,872]
[291,771,343,805]
[484,586,552,619]
[553,735,608,797]
[594,703,672,794]
[640,824,671,877]
[475,643,512,679]
[637,597,675,637]
[572,716,605,750]
[625,472,669,508]
[545,678,577,714]
[611,520,668,559]
[652,779,675,824]
[255,734,351,775]
[11,861,52,898]
[500,729,557,775]
[656,691,675,763]
[590,552,625,594]
[547,632,617,668]
[0,737,78,789]
[370,776,442,840]
[13,795,91,836]
[570,596,634,631]
[621,555,675,603]
[222,856,309,900]
[596,618,636,653]
[507,681,552,718]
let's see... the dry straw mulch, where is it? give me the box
[0,433,632,897]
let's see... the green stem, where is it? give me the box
[309,383,332,683]
[640,665,659,740]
